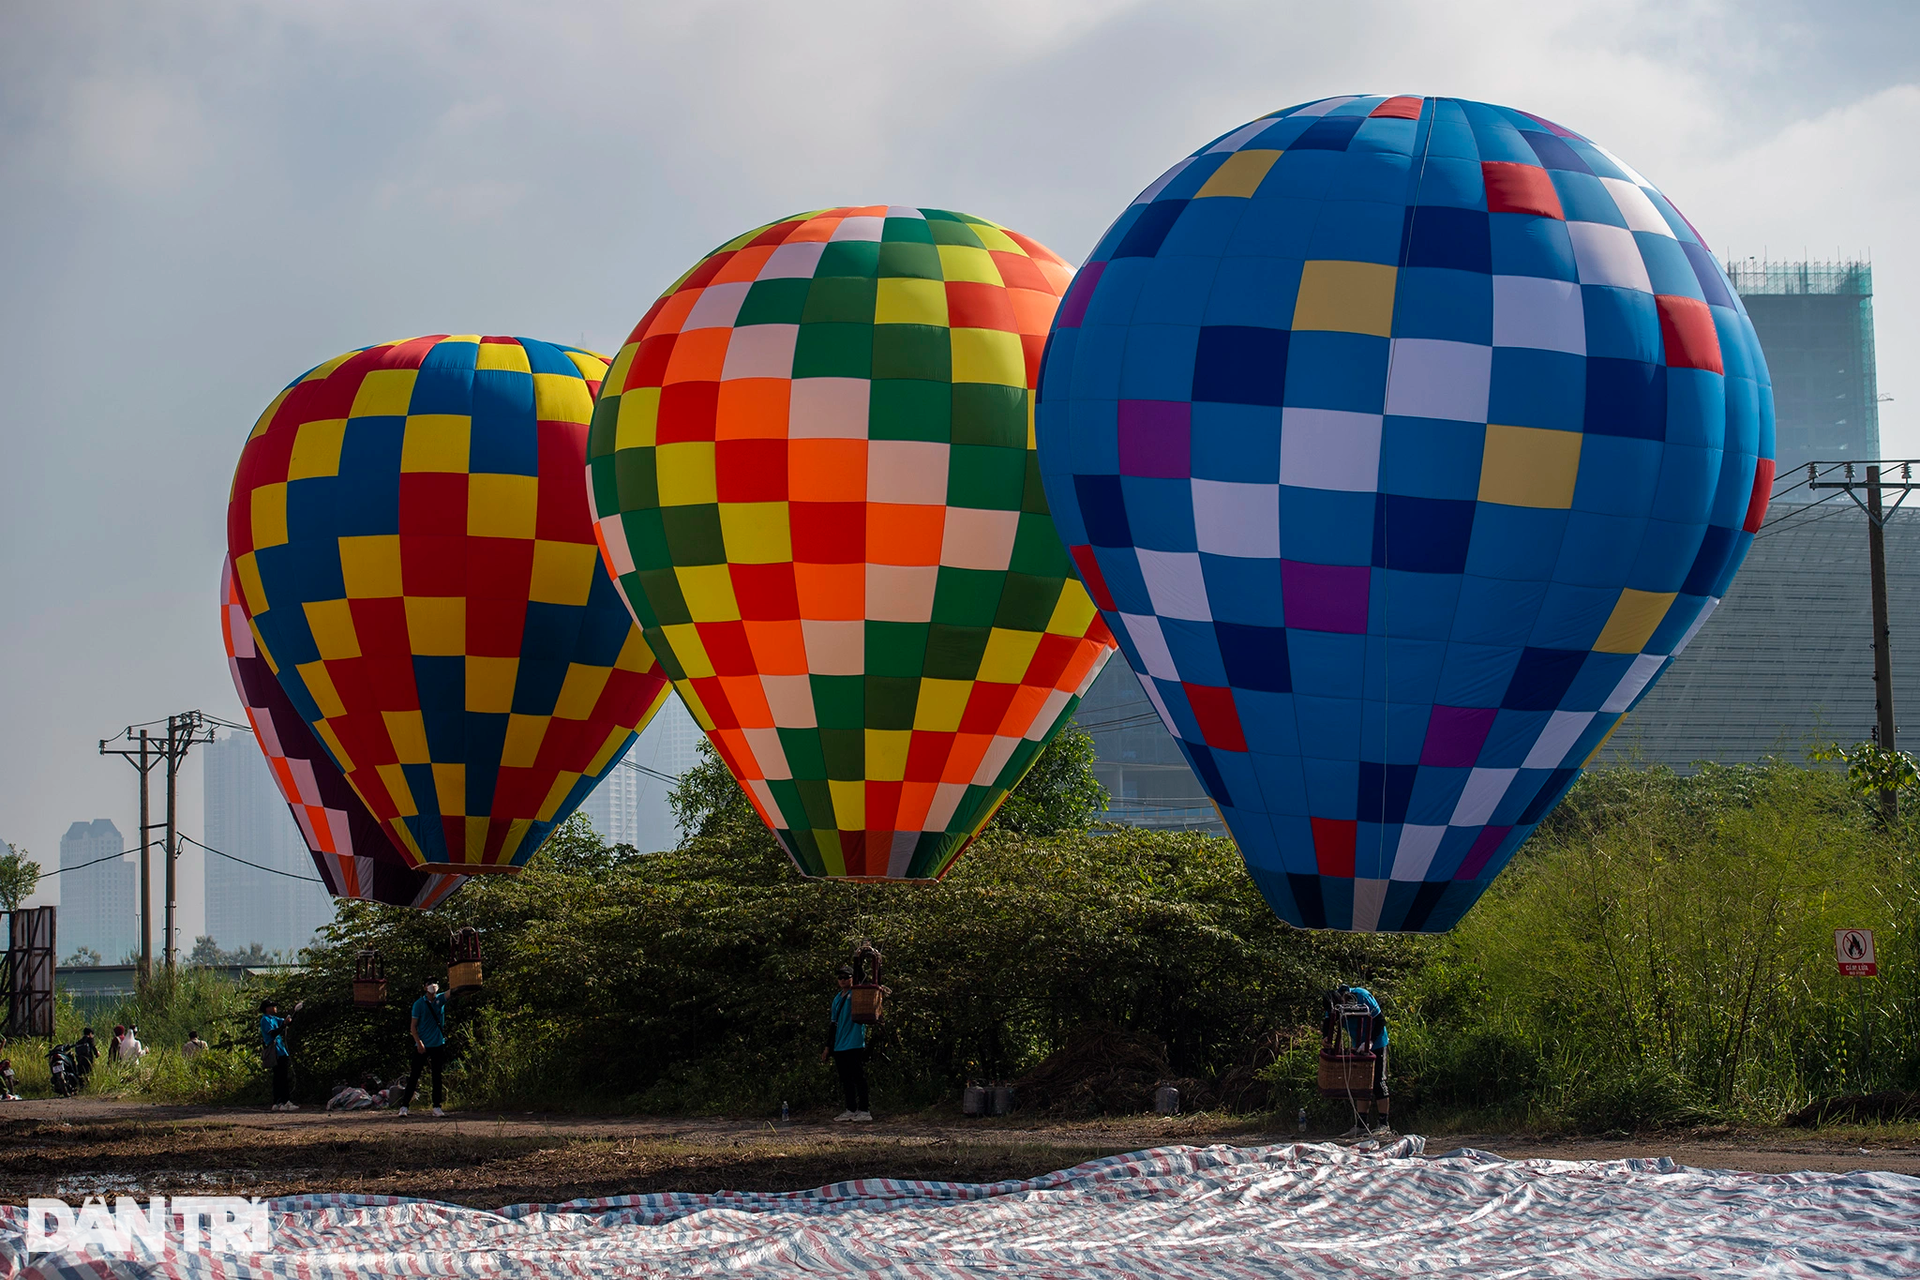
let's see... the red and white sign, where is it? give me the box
[1835,929,1878,977]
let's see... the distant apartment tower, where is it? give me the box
[1727,259,1879,474]
[1615,508,1919,766]
[1074,662,1224,833]
[579,696,706,851]
[203,732,334,957]
[59,819,134,964]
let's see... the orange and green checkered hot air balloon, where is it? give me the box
[586,206,1118,880]
[226,335,674,874]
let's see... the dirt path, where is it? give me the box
[2,1099,1914,1208]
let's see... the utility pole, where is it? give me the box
[160,712,214,975]
[99,728,161,979]
[1808,460,1916,820]
[100,712,215,980]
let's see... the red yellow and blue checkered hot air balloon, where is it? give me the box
[226,335,674,874]
[221,559,465,908]
[1036,97,1774,932]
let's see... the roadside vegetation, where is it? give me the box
[22,735,1917,1134]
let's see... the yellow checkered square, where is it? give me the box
[381,709,431,763]
[400,416,471,472]
[615,387,660,451]
[501,713,550,768]
[250,484,288,550]
[875,278,949,326]
[553,664,613,720]
[976,628,1044,684]
[533,372,594,425]
[475,343,532,373]
[303,599,360,660]
[350,369,417,418]
[338,535,403,598]
[719,502,792,563]
[1594,589,1677,654]
[287,418,347,480]
[950,328,1026,386]
[468,473,538,539]
[674,563,741,621]
[529,539,600,606]
[656,443,718,505]
[404,596,465,655]
[936,244,1002,285]
[466,656,518,713]
[913,679,972,731]
[1195,150,1282,198]
[1293,261,1396,336]
[1480,425,1581,508]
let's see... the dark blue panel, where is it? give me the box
[1521,130,1591,172]
[1193,325,1290,406]
[1190,402,1281,481]
[1291,115,1365,150]
[1397,878,1452,931]
[1489,348,1585,432]
[412,656,466,750]
[1074,474,1132,546]
[510,656,571,717]
[1185,741,1233,805]
[1502,646,1587,710]
[1286,872,1327,928]
[1584,358,1667,440]
[1401,205,1491,273]
[1680,524,1738,597]
[1215,622,1291,691]
[1356,761,1418,824]
[1683,241,1735,308]
[1519,767,1580,822]
[1489,212,1577,281]
[1201,554,1286,626]
[521,601,583,661]
[1373,494,1476,573]
[1114,199,1189,258]
[1283,332,1389,413]
[1392,267,1493,343]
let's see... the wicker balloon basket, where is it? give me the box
[351,949,387,1008]
[448,928,483,996]
[1317,1050,1377,1098]
[849,946,887,1024]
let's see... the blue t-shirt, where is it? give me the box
[1344,987,1388,1050]
[259,1014,288,1059]
[412,993,449,1048]
[829,992,868,1052]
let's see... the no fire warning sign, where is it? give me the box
[1835,929,1878,977]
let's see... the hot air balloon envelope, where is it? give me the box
[227,336,674,873]
[1036,97,1773,931]
[587,207,1117,879]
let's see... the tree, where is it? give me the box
[526,812,645,874]
[0,842,41,912]
[669,740,777,850]
[991,726,1109,836]
[63,946,102,968]
[188,935,224,966]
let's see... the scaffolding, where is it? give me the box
[1726,258,1879,473]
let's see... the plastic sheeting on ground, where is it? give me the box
[5,1135,1919,1278]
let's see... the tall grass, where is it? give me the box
[1386,763,1919,1129]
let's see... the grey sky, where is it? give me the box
[4,0,1915,937]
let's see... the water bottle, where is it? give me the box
[1297,1106,1307,1134]
[781,1101,789,1122]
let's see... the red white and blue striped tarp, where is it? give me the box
[5,1136,1918,1278]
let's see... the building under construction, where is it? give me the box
[1728,259,1880,474]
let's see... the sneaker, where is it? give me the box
[832,1109,856,1122]
[284,1102,299,1111]
[431,1107,444,1117]
[852,1111,873,1122]
[397,1107,409,1117]
[1341,1124,1366,1140]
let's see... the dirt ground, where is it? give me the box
[2,1099,1915,1208]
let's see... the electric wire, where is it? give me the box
[178,834,324,884]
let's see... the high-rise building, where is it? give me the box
[1612,506,1918,767]
[58,819,134,964]
[1074,661,1223,832]
[1728,259,1879,474]
[202,732,334,957]
[579,696,706,852]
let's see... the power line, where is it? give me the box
[177,834,324,884]
[28,851,130,879]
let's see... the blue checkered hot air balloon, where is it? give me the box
[1036,96,1774,932]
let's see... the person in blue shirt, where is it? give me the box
[259,998,302,1111]
[1332,985,1390,1132]
[818,965,871,1121]
[398,982,451,1117]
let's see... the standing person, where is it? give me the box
[818,964,872,1122]
[183,1030,209,1059]
[74,1029,97,1084]
[260,999,302,1112]
[1335,985,1390,1136]
[109,1025,129,1062]
[397,982,450,1118]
